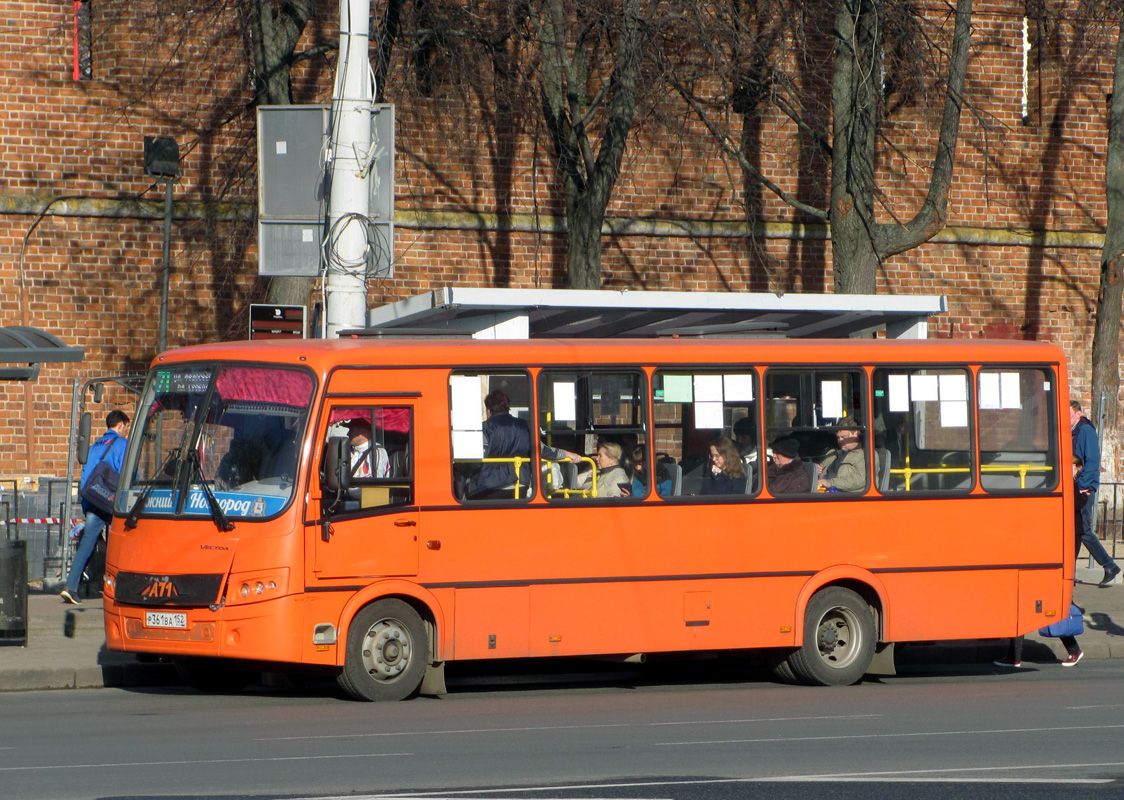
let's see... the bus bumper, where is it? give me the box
[104,594,306,664]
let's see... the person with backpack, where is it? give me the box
[61,409,129,605]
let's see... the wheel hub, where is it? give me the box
[361,619,412,680]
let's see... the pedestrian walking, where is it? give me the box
[1070,400,1120,587]
[61,409,129,604]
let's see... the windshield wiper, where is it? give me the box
[124,449,180,530]
[183,448,235,532]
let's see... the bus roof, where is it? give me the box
[152,337,1065,372]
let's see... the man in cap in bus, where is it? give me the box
[345,417,390,479]
[817,416,876,493]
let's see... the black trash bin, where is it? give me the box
[0,539,28,645]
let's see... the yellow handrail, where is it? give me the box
[542,456,598,498]
[889,462,1053,491]
[453,456,531,498]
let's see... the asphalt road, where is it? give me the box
[4,658,1124,800]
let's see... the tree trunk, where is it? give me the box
[1091,13,1124,484]
[830,0,973,294]
[829,0,881,294]
[538,0,644,290]
[566,191,608,290]
[246,0,318,313]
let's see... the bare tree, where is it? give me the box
[671,0,974,294]
[535,0,654,289]
[244,0,328,309]
[1091,6,1124,483]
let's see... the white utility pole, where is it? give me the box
[324,0,374,337]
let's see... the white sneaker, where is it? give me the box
[60,589,82,605]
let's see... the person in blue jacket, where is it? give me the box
[61,409,129,604]
[1071,399,1120,587]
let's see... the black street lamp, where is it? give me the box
[143,136,179,354]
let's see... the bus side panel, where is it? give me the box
[879,570,1018,641]
[1019,567,1071,635]
[526,577,802,657]
[453,587,530,659]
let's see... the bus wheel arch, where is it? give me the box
[794,572,887,643]
[778,575,886,687]
[338,596,431,701]
[790,585,876,685]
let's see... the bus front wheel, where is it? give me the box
[338,599,428,701]
[785,587,875,686]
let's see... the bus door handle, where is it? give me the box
[394,519,417,527]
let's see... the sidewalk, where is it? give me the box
[1,565,1123,692]
[0,589,177,691]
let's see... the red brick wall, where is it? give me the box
[0,0,1117,476]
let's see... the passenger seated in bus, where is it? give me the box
[700,437,748,495]
[344,418,390,479]
[817,418,869,493]
[654,453,678,496]
[766,438,811,494]
[629,445,670,497]
[575,441,631,498]
[733,417,759,468]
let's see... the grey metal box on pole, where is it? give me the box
[257,104,394,279]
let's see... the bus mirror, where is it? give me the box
[76,412,92,465]
[324,436,351,494]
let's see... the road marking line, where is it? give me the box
[257,715,880,742]
[290,771,1121,800]
[656,722,1124,746]
[0,752,411,773]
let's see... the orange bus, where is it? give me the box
[103,337,1073,700]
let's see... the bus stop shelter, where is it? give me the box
[359,288,946,340]
[0,326,84,643]
[0,326,84,380]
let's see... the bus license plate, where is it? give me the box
[145,611,188,630]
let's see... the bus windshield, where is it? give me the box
[118,364,316,521]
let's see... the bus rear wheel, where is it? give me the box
[785,587,875,686]
[338,599,428,701]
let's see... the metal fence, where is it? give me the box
[1,478,81,587]
[1094,482,1124,565]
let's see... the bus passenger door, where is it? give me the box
[313,401,419,580]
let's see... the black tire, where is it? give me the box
[785,587,875,686]
[174,657,255,693]
[767,650,799,684]
[337,599,428,702]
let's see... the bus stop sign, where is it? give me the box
[249,304,306,340]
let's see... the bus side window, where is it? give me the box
[652,369,757,497]
[539,370,648,501]
[764,368,868,494]
[977,368,1058,492]
[450,372,535,503]
[324,405,413,511]
[872,368,973,493]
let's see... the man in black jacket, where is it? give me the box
[474,389,580,499]
[767,438,812,495]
